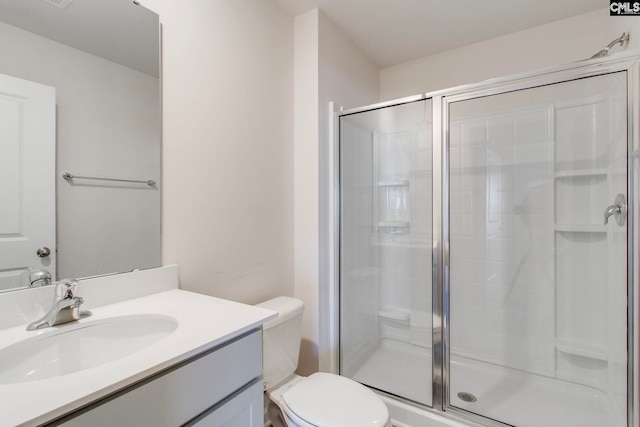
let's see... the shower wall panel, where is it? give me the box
[375,128,431,346]
[447,70,628,427]
[606,74,628,421]
[340,119,378,375]
[449,105,555,376]
[340,100,433,407]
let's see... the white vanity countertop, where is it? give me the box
[0,289,277,426]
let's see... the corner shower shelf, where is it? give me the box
[378,308,410,323]
[377,180,410,187]
[346,267,379,279]
[554,169,607,179]
[378,221,410,228]
[377,222,410,236]
[555,224,607,233]
[373,238,430,249]
[555,339,608,361]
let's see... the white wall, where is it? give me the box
[139,1,640,379]
[293,9,320,376]
[293,9,379,375]
[380,8,640,100]
[339,116,378,376]
[317,11,379,372]
[0,21,160,280]
[141,0,295,304]
[141,0,379,376]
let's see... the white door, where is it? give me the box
[0,73,55,291]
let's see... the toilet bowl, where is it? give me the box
[257,297,390,427]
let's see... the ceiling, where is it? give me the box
[273,0,605,68]
[0,0,159,77]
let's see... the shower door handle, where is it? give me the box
[604,193,626,226]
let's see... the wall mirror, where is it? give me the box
[0,0,161,292]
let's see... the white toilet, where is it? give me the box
[257,296,391,427]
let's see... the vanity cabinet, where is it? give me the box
[51,329,263,427]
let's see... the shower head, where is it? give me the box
[590,32,629,59]
[591,49,609,59]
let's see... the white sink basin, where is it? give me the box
[0,314,178,384]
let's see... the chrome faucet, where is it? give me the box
[20,267,52,288]
[26,279,91,331]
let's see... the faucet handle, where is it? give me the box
[604,194,627,226]
[54,278,79,299]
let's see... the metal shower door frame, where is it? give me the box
[435,54,638,427]
[336,52,639,427]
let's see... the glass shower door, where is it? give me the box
[447,71,629,426]
[340,99,433,406]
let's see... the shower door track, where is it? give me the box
[335,52,639,427]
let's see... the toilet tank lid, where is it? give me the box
[256,296,304,329]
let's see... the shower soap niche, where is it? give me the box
[376,178,410,234]
[379,308,410,325]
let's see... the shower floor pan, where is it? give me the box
[351,338,620,427]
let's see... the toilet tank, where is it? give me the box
[256,297,304,390]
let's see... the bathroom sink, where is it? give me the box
[0,314,178,384]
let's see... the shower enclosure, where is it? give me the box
[338,55,638,427]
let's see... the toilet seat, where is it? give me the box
[281,372,389,427]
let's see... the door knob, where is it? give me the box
[36,247,51,257]
[604,194,626,226]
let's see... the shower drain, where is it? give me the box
[457,392,477,403]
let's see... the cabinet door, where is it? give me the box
[188,381,263,427]
[54,330,262,427]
